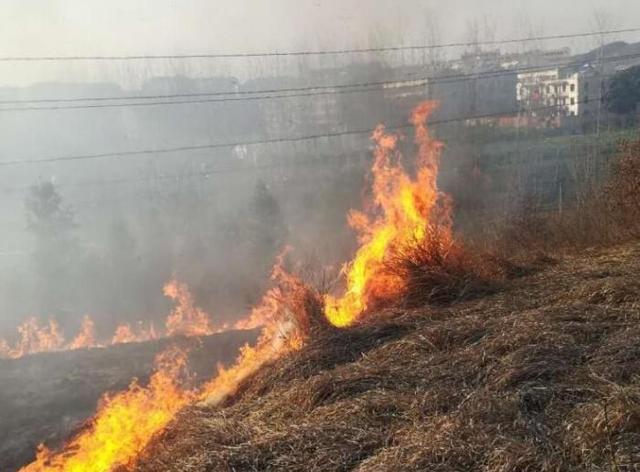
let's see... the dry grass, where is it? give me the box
[134,243,640,472]
[607,139,640,231]
[385,231,504,309]
[466,138,640,260]
[131,142,640,472]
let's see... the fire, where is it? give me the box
[68,316,97,350]
[324,101,450,327]
[111,323,159,345]
[201,251,315,405]
[21,347,195,472]
[19,101,447,471]
[111,324,137,345]
[21,256,316,471]
[0,318,65,359]
[163,278,215,337]
[0,278,214,360]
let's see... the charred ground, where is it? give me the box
[135,243,640,471]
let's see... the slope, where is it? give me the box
[135,242,640,471]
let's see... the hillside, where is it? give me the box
[0,329,259,472]
[135,243,640,471]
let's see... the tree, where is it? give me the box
[24,181,77,319]
[247,179,287,261]
[25,181,74,238]
[590,7,619,135]
[606,66,640,115]
[421,7,444,74]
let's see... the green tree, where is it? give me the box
[606,65,640,115]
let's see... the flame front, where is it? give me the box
[18,101,447,471]
[111,322,159,345]
[0,318,65,359]
[0,278,216,360]
[201,252,312,405]
[20,252,315,472]
[324,101,450,327]
[21,347,194,472]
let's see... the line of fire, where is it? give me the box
[2,4,640,472]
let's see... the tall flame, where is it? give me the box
[19,101,445,471]
[324,101,449,327]
[201,251,313,405]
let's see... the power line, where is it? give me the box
[2,51,639,113]
[0,78,430,105]
[2,129,620,203]
[1,27,638,62]
[0,99,607,168]
[0,82,429,112]
[3,129,620,201]
[0,129,380,167]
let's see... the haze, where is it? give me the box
[1,0,639,337]
[1,0,639,86]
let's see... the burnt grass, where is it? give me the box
[0,329,259,472]
[135,243,640,472]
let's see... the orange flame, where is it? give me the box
[325,101,449,327]
[111,324,137,345]
[68,316,97,350]
[19,102,446,471]
[163,278,215,337]
[21,256,315,471]
[1,278,216,360]
[21,346,195,472]
[202,251,312,405]
[0,318,65,359]
[111,322,159,345]
[0,339,10,358]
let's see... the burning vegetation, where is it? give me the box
[11,100,640,471]
[18,100,467,471]
[18,251,321,472]
[0,278,228,360]
[134,242,640,472]
[325,101,494,328]
[22,347,196,472]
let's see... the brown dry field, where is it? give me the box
[134,243,640,471]
[0,329,259,472]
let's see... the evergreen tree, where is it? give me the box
[247,179,287,262]
[25,181,77,319]
[607,66,640,115]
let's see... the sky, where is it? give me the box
[1,0,640,87]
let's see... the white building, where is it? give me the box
[517,68,583,117]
